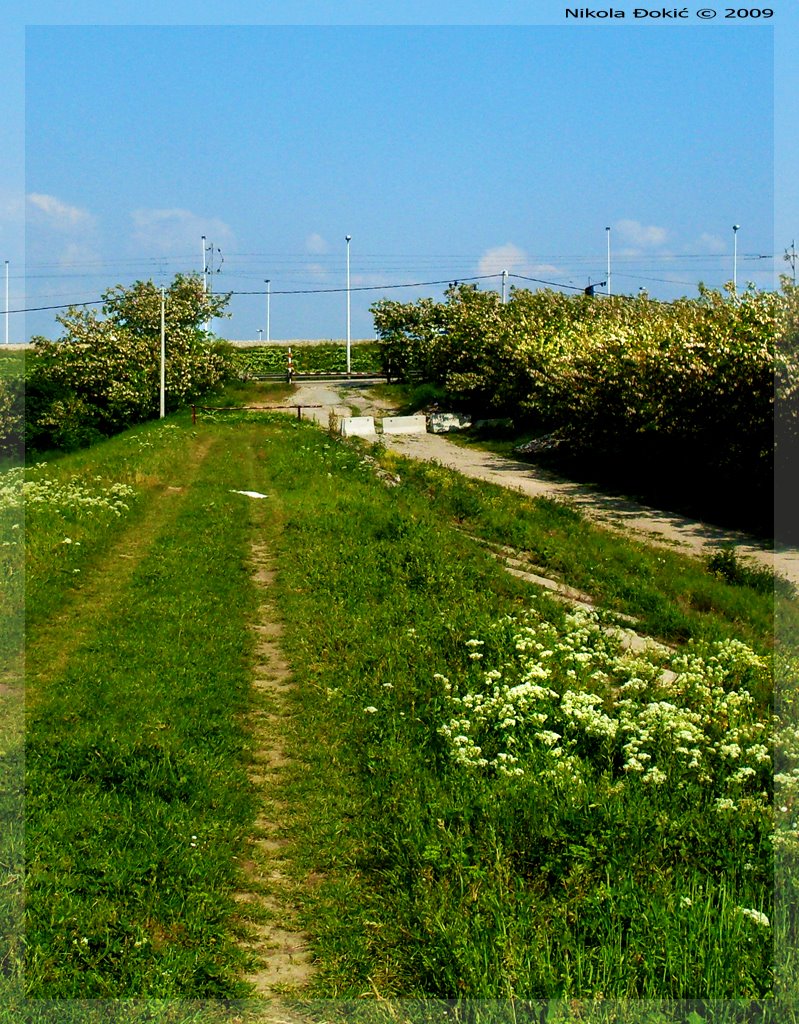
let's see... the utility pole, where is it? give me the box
[501,269,507,304]
[345,235,352,377]
[785,240,797,286]
[732,225,740,295]
[4,261,8,345]
[606,227,612,297]
[265,280,271,342]
[202,237,223,332]
[160,287,166,419]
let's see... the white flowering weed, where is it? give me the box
[437,606,772,799]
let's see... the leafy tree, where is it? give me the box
[26,275,234,451]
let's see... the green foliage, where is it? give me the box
[707,546,794,600]
[371,282,793,527]
[25,275,235,452]
[0,378,24,459]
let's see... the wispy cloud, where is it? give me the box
[477,243,560,281]
[696,232,727,254]
[306,232,329,255]
[614,219,669,249]
[27,192,95,230]
[26,193,100,268]
[131,208,235,254]
[0,189,25,225]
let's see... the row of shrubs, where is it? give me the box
[371,281,799,536]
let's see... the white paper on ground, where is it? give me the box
[231,490,269,499]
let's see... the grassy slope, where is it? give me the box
[251,429,779,1007]
[9,398,795,1022]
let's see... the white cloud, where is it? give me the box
[27,192,95,229]
[0,189,25,224]
[57,241,101,269]
[696,232,727,254]
[306,232,329,255]
[614,219,669,248]
[131,208,235,254]
[26,194,100,268]
[477,243,560,281]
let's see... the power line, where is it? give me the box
[508,273,588,293]
[230,274,502,296]
[7,299,104,314]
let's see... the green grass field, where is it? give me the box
[2,386,796,1023]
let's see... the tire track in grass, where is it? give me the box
[24,434,215,703]
[24,426,266,1000]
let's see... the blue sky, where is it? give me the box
[2,1,796,341]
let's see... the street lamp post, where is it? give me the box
[265,280,271,342]
[258,328,263,342]
[732,225,740,294]
[345,236,352,376]
[160,287,166,419]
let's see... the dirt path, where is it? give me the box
[235,503,315,1005]
[289,382,799,588]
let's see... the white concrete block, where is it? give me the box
[340,416,377,438]
[380,415,428,435]
[428,412,472,434]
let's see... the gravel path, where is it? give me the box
[290,382,798,587]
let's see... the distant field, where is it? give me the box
[0,351,25,378]
[231,340,383,376]
[226,338,377,347]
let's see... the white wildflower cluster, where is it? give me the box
[737,906,770,928]
[0,466,24,514]
[437,606,772,799]
[438,662,557,774]
[773,658,799,853]
[22,475,135,518]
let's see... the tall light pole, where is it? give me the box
[732,224,740,294]
[606,227,612,297]
[345,235,352,376]
[265,280,271,342]
[4,261,8,345]
[159,287,166,419]
[501,269,508,304]
[258,328,263,342]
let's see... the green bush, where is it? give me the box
[0,378,24,460]
[371,282,794,530]
[25,275,236,453]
